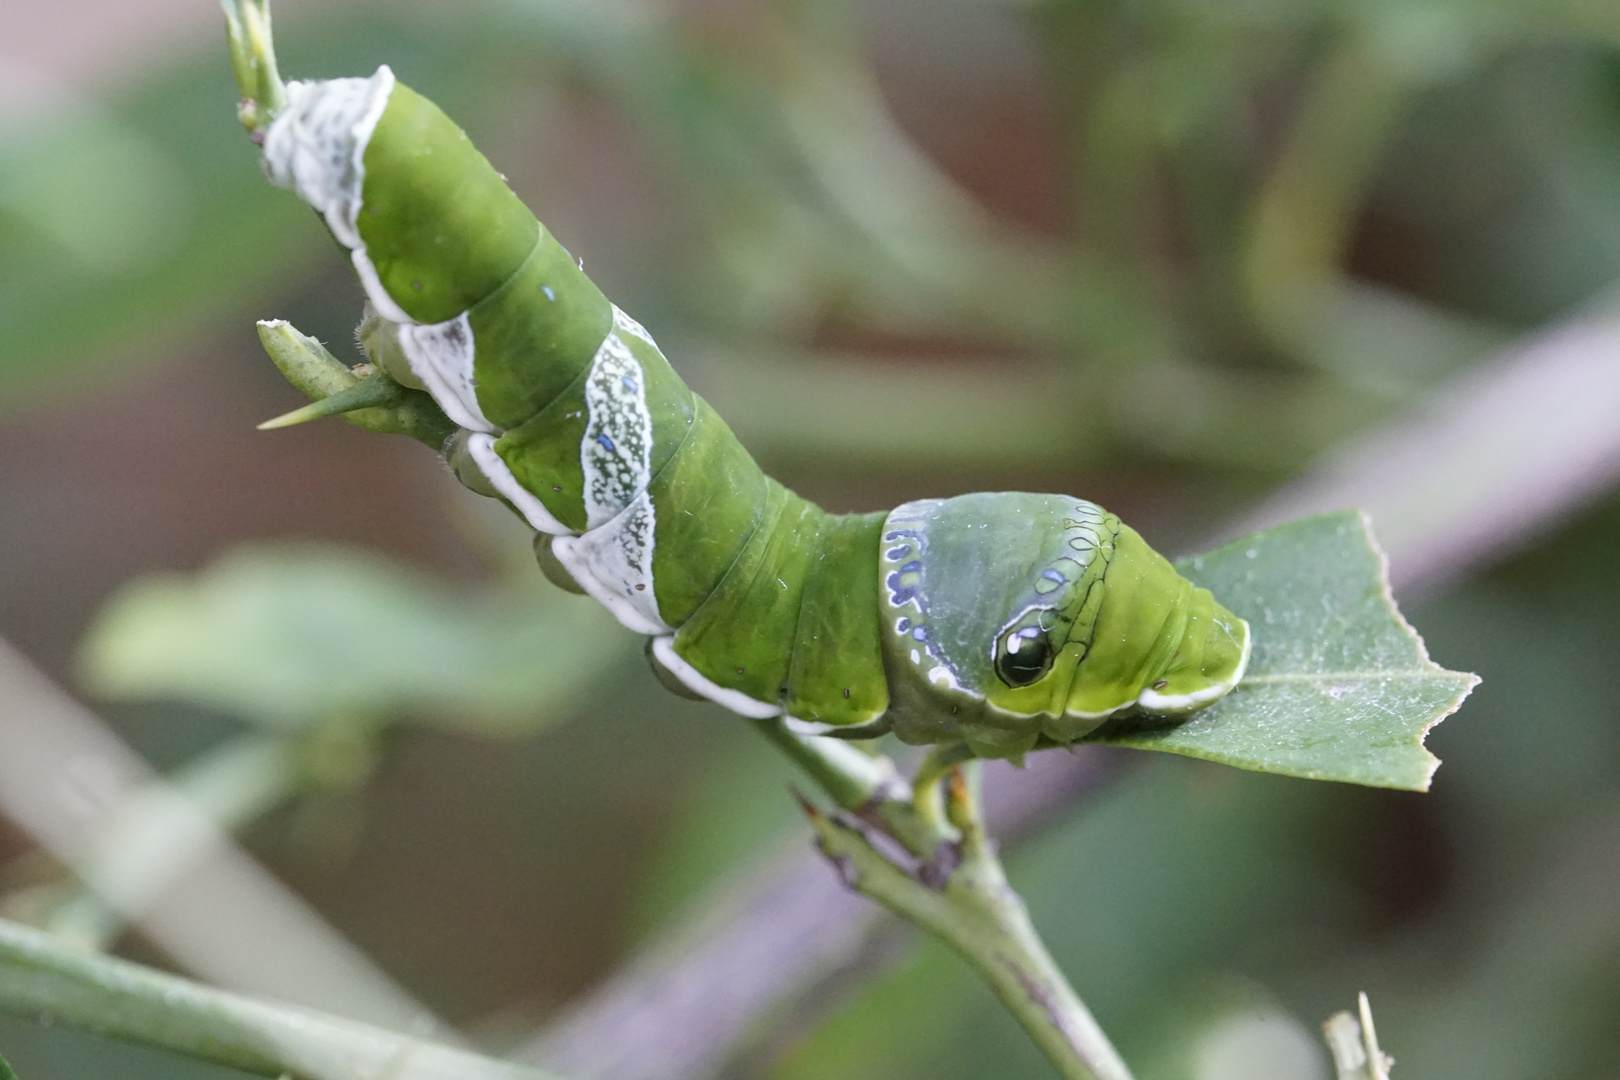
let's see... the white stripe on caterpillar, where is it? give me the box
[650,636,781,719]
[552,492,668,635]
[464,433,572,535]
[398,313,493,434]
[262,67,410,325]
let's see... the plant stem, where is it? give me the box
[758,717,1133,1080]
[0,918,562,1080]
[750,718,947,858]
[256,321,458,447]
[222,0,286,134]
[803,780,1130,1080]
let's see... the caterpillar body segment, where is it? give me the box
[259,68,1250,759]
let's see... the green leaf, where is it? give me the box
[78,543,630,734]
[0,1048,17,1080]
[1094,510,1477,791]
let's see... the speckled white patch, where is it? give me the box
[651,637,781,719]
[464,433,570,535]
[580,308,655,528]
[551,491,666,635]
[557,308,660,628]
[262,68,410,323]
[397,314,494,434]
[611,305,657,348]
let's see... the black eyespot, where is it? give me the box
[995,627,1053,688]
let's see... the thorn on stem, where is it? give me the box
[256,372,405,429]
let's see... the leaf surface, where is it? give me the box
[1093,510,1477,790]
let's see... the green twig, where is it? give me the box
[0,918,563,1080]
[256,321,457,448]
[222,0,286,134]
[754,717,1133,1080]
[751,719,950,859]
[799,766,1132,1080]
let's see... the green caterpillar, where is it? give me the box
[259,66,1250,759]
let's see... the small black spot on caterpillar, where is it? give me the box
[737,667,746,675]
[410,280,422,291]
[843,688,851,699]
[951,705,960,714]
[1152,679,1168,690]
[635,583,645,591]
[552,485,563,492]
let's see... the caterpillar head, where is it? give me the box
[877,494,1112,751]
[878,494,1249,758]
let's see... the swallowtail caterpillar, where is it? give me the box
[255,66,1250,760]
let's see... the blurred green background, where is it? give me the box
[3,0,1620,1077]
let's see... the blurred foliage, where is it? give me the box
[0,8,524,404]
[4,0,1620,1076]
[78,542,625,735]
